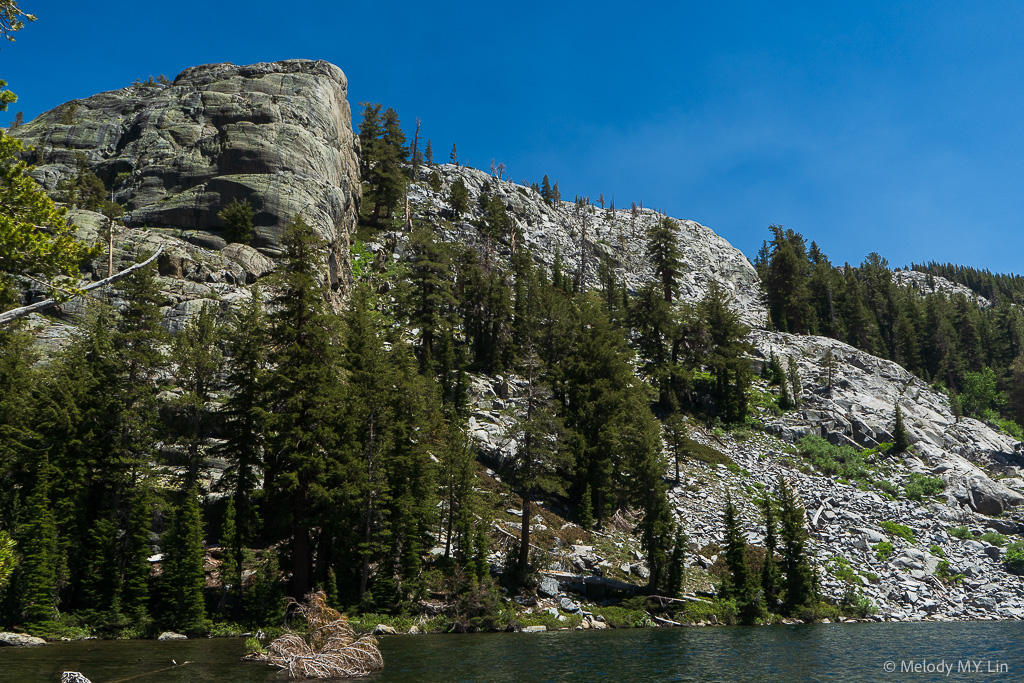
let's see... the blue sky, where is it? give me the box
[5,1,1024,274]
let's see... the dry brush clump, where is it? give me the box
[248,591,384,679]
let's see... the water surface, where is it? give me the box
[2,622,1023,682]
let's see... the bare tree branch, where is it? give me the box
[0,247,164,326]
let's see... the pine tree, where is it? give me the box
[424,139,433,166]
[265,214,344,598]
[777,476,813,613]
[721,496,750,599]
[664,527,688,597]
[540,175,552,205]
[162,489,208,634]
[786,356,801,408]
[16,454,58,623]
[450,143,458,167]
[663,412,688,483]
[759,494,781,612]
[219,290,269,546]
[405,224,455,372]
[171,302,222,488]
[448,177,469,219]
[504,352,568,577]
[218,496,241,611]
[892,400,910,453]
[646,216,683,303]
[218,197,254,244]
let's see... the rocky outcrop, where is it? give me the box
[405,165,767,327]
[893,269,992,309]
[13,59,360,305]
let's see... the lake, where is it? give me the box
[2,622,1023,682]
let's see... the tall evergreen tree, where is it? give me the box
[171,302,222,488]
[161,489,207,634]
[16,454,58,623]
[777,476,813,613]
[265,214,344,597]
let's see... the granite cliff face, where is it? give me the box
[13,59,360,303]
[403,165,768,327]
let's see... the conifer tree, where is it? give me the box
[646,216,683,303]
[786,356,801,408]
[171,302,222,488]
[16,454,58,623]
[449,177,469,219]
[540,175,552,205]
[121,489,152,624]
[219,290,269,545]
[450,143,458,167]
[759,493,781,611]
[405,224,456,372]
[664,527,688,597]
[219,497,241,610]
[777,476,813,613]
[218,198,254,244]
[424,139,433,166]
[161,489,207,634]
[504,352,568,577]
[265,214,344,597]
[892,400,910,453]
[721,496,751,599]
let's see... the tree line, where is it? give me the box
[756,226,1024,433]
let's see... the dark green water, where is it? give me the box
[2,622,1023,683]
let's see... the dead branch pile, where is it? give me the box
[251,591,384,679]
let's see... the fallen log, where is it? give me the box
[0,247,163,326]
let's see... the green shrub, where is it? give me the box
[935,560,964,585]
[1004,542,1024,573]
[979,532,1007,547]
[680,598,737,625]
[796,600,840,623]
[994,418,1024,440]
[929,544,945,558]
[873,542,895,561]
[840,588,877,618]
[880,521,915,543]
[949,526,972,540]
[904,473,946,501]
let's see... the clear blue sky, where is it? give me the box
[5,1,1024,274]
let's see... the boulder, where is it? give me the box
[538,576,559,598]
[372,624,397,635]
[156,631,187,641]
[0,632,45,646]
[520,625,547,633]
[966,476,1024,516]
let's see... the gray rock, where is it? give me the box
[520,625,547,633]
[0,632,45,646]
[966,475,1024,516]
[14,59,360,307]
[372,624,397,635]
[559,597,581,613]
[156,631,187,641]
[984,546,1002,561]
[538,576,559,598]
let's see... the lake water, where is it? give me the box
[2,622,1024,682]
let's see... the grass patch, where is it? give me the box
[904,473,946,501]
[680,437,740,473]
[587,605,650,628]
[929,544,945,558]
[949,526,972,540]
[796,435,893,494]
[874,541,895,561]
[879,521,915,543]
